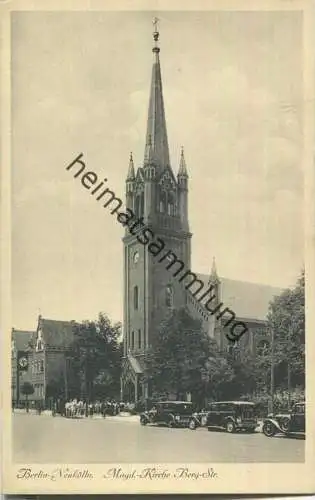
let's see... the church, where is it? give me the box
[121,21,282,403]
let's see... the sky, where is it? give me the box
[11,10,304,330]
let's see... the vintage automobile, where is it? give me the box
[262,401,305,437]
[140,401,196,428]
[206,401,258,433]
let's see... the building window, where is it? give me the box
[135,193,144,217]
[135,196,140,217]
[131,331,135,350]
[257,339,270,356]
[134,286,139,310]
[159,190,166,213]
[165,285,173,307]
[40,360,44,372]
[138,329,141,349]
[167,193,175,216]
[140,192,144,215]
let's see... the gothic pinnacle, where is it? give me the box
[126,152,135,181]
[178,146,188,177]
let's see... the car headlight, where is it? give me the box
[175,415,180,421]
[236,417,242,424]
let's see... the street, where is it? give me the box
[13,413,304,463]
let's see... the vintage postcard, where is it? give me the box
[1,0,315,495]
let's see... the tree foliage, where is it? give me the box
[20,381,35,396]
[69,312,122,400]
[145,308,235,405]
[144,270,304,406]
[267,270,305,388]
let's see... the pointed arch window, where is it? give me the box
[167,192,175,216]
[138,329,141,349]
[159,190,166,213]
[140,192,144,216]
[135,196,140,217]
[135,192,144,217]
[131,331,135,350]
[165,285,174,308]
[133,286,139,310]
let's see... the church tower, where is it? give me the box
[121,19,192,402]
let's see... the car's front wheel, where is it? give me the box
[226,420,235,433]
[262,421,276,437]
[140,416,147,426]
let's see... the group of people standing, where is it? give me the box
[53,398,130,418]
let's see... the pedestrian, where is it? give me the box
[101,401,106,418]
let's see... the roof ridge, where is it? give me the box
[197,272,284,290]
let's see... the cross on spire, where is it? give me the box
[153,16,159,32]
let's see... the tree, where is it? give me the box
[69,313,122,401]
[20,382,34,412]
[145,308,219,404]
[204,351,234,401]
[267,270,305,390]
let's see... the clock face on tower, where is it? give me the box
[133,251,139,264]
[18,356,28,369]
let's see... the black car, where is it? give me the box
[206,401,257,433]
[262,401,305,437]
[140,401,195,428]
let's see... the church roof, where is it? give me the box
[37,317,75,349]
[197,273,283,321]
[143,23,170,171]
[11,329,34,351]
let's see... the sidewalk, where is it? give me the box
[92,412,139,423]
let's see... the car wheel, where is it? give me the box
[168,420,174,428]
[262,421,276,437]
[226,421,235,433]
[189,419,197,430]
[140,417,147,426]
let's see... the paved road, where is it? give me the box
[13,413,304,463]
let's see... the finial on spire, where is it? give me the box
[152,17,160,53]
[178,145,188,177]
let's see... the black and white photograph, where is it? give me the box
[1,0,314,495]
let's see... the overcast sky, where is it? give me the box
[12,10,303,330]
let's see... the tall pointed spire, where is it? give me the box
[126,152,135,181]
[144,18,170,171]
